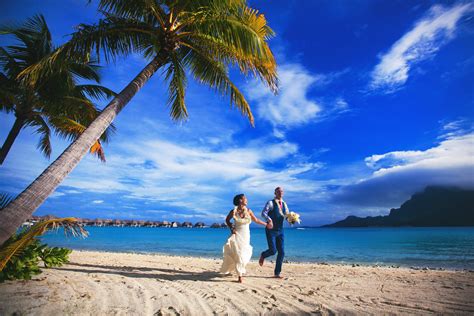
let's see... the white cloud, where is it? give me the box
[92,200,104,204]
[239,162,324,194]
[439,118,474,139]
[50,192,65,198]
[246,64,322,130]
[312,68,351,87]
[370,3,472,92]
[370,133,474,178]
[53,135,322,212]
[335,133,474,207]
[245,64,351,135]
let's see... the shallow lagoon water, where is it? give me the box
[42,226,474,269]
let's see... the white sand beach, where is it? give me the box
[1,250,473,315]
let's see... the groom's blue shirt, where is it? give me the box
[261,199,288,231]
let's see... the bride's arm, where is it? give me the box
[249,210,266,226]
[225,210,235,234]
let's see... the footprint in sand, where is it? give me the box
[154,306,181,316]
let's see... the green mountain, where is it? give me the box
[323,186,474,227]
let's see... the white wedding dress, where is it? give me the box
[221,209,253,276]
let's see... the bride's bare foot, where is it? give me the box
[259,255,264,266]
[238,276,243,283]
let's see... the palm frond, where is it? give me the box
[0,14,53,63]
[0,218,88,271]
[27,114,52,159]
[52,96,98,119]
[179,5,277,92]
[97,0,166,24]
[0,193,14,210]
[89,140,106,162]
[66,16,156,64]
[0,74,17,112]
[184,46,254,124]
[0,47,22,78]
[165,53,188,121]
[76,84,117,101]
[173,0,245,16]
[48,116,109,162]
[191,19,273,61]
[68,62,102,83]
[183,34,277,93]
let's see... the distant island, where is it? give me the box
[323,186,474,227]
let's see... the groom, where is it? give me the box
[259,186,289,278]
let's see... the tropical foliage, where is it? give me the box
[0,14,116,164]
[0,238,43,281]
[22,0,278,123]
[0,217,87,282]
[0,0,278,245]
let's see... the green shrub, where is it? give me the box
[0,236,72,282]
[0,215,86,283]
[40,246,72,268]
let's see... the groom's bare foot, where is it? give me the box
[274,275,283,279]
[259,255,264,266]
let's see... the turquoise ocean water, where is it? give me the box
[41,226,474,269]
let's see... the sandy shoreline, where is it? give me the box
[1,250,473,315]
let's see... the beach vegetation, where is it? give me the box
[0,0,278,245]
[0,216,88,282]
[0,14,116,165]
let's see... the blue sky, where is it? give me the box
[1,0,473,226]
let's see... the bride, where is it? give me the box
[221,194,267,283]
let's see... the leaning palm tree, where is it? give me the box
[0,15,116,164]
[0,0,278,245]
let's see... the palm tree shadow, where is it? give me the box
[55,262,223,282]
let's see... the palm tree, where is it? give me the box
[0,0,278,245]
[0,15,116,164]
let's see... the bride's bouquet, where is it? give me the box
[286,212,301,225]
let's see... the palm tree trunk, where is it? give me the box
[0,117,25,165]
[0,55,164,245]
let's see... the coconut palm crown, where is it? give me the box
[0,14,116,164]
[0,0,278,245]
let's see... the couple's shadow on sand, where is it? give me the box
[55,262,271,282]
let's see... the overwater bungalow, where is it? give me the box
[143,221,155,227]
[112,219,123,227]
[93,219,104,227]
[194,222,206,228]
[182,222,193,228]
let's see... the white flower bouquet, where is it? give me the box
[286,211,301,225]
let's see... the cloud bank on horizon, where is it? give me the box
[335,130,474,208]
[0,1,473,225]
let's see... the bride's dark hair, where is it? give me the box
[233,194,245,206]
